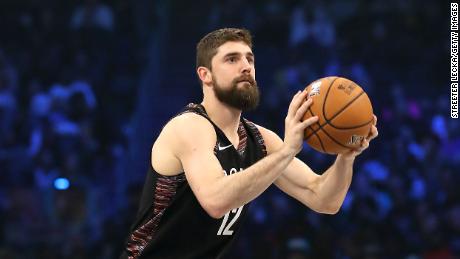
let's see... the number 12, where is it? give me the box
[216,206,243,235]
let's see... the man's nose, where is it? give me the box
[241,58,252,74]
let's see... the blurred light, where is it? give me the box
[408,142,425,161]
[375,191,393,218]
[54,178,70,190]
[363,160,389,181]
[431,114,448,140]
[342,191,354,212]
[287,237,310,253]
[407,100,421,120]
[410,177,426,200]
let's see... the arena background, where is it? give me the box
[0,0,455,258]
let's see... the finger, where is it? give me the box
[356,140,369,153]
[367,126,378,140]
[287,91,302,117]
[352,148,364,155]
[294,98,313,121]
[300,115,318,128]
[361,139,369,149]
[373,115,377,126]
[292,90,309,113]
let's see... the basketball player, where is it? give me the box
[120,28,378,259]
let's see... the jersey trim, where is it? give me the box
[243,118,267,157]
[180,103,266,158]
[123,103,267,258]
[126,174,186,258]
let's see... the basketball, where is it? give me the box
[302,76,374,154]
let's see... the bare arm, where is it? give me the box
[276,153,355,214]
[171,91,318,218]
[177,118,293,219]
[258,116,378,214]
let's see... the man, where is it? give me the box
[121,28,378,259]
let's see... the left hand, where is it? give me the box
[341,114,379,159]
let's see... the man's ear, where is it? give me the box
[197,66,212,85]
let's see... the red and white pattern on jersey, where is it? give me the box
[236,120,247,156]
[180,104,266,157]
[244,119,267,156]
[126,174,186,259]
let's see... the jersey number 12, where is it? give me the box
[217,206,243,235]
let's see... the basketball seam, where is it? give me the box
[306,120,357,152]
[304,108,321,140]
[305,108,326,153]
[304,77,372,152]
[304,119,373,141]
[328,117,374,130]
[304,108,318,141]
[319,91,366,131]
[323,85,366,125]
[326,90,364,123]
[326,92,373,129]
[316,132,326,153]
[320,126,353,150]
[322,77,339,122]
[304,92,367,140]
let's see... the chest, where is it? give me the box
[214,133,262,175]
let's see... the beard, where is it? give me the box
[212,74,260,111]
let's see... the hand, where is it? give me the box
[282,90,319,156]
[341,114,379,159]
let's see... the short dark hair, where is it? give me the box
[196,28,253,70]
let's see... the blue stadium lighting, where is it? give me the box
[54,178,70,190]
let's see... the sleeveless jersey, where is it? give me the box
[120,103,267,259]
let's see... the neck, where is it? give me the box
[201,94,242,140]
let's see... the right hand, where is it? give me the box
[283,90,318,156]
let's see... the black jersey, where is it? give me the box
[120,103,267,259]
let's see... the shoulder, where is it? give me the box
[152,112,218,174]
[161,112,217,154]
[166,112,214,133]
[253,123,283,154]
[152,112,218,175]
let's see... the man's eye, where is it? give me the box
[227,57,236,63]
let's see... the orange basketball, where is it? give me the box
[302,76,374,154]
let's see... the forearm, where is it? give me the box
[316,154,355,211]
[212,147,294,215]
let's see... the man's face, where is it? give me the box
[210,41,259,111]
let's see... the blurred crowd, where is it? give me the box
[0,0,141,258]
[0,0,455,258]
